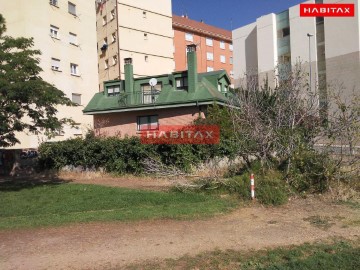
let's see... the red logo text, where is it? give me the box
[140,125,220,144]
[300,4,355,17]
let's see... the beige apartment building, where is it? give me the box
[97,0,175,90]
[2,0,99,149]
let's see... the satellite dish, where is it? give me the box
[149,78,157,86]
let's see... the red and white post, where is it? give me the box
[250,173,255,200]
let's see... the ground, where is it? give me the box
[0,174,359,270]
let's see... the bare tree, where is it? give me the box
[228,63,320,170]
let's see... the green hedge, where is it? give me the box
[37,135,236,174]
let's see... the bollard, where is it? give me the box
[250,173,255,199]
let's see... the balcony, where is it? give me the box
[117,91,161,107]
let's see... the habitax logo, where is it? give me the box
[140,125,220,144]
[300,3,355,17]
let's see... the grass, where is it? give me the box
[0,182,237,229]
[124,238,360,270]
[303,215,335,230]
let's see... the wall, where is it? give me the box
[256,14,278,89]
[2,0,99,149]
[97,0,174,90]
[94,106,202,137]
[232,22,258,88]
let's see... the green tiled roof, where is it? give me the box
[84,70,231,114]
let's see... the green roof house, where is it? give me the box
[83,45,231,137]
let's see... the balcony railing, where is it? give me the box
[117,91,160,107]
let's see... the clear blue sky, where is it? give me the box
[172,0,305,30]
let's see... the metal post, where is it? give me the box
[307,33,313,91]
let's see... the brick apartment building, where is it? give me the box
[84,45,231,137]
[173,15,234,86]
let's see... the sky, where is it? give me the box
[172,0,306,31]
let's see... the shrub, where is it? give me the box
[37,135,232,174]
[285,148,336,193]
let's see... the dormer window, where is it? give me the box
[176,77,188,90]
[107,86,121,96]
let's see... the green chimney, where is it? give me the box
[124,58,134,104]
[187,44,198,93]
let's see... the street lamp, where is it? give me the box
[307,33,314,91]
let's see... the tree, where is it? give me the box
[228,63,322,169]
[0,14,75,147]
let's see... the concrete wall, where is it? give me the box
[93,106,202,137]
[2,0,99,149]
[289,0,318,92]
[324,0,360,99]
[232,22,258,88]
[256,14,278,89]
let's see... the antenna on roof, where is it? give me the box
[180,0,188,19]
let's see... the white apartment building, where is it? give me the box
[2,0,99,149]
[97,0,175,90]
[233,0,359,105]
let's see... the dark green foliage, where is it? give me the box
[37,135,230,174]
[285,147,335,193]
[0,14,75,147]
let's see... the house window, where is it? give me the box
[229,44,233,51]
[230,57,233,65]
[143,11,147,18]
[69,32,77,45]
[72,93,81,105]
[218,83,222,92]
[50,25,59,39]
[102,15,107,25]
[51,58,60,71]
[230,70,234,78]
[185,33,193,42]
[206,37,213,46]
[49,0,58,7]
[220,55,226,63]
[137,115,159,131]
[206,52,214,61]
[175,77,188,90]
[112,55,117,66]
[70,63,79,75]
[107,86,121,96]
[68,2,76,16]
[111,32,117,43]
[207,66,214,72]
[104,59,109,69]
[110,9,116,20]
[144,33,148,40]
[220,41,225,49]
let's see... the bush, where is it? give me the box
[285,148,336,193]
[37,135,232,174]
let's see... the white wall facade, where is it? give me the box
[233,0,360,99]
[2,0,99,149]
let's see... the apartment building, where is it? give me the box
[233,0,359,104]
[97,0,174,90]
[1,0,99,149]
[173,15,234,85]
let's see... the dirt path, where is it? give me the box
[0,195,359,270]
